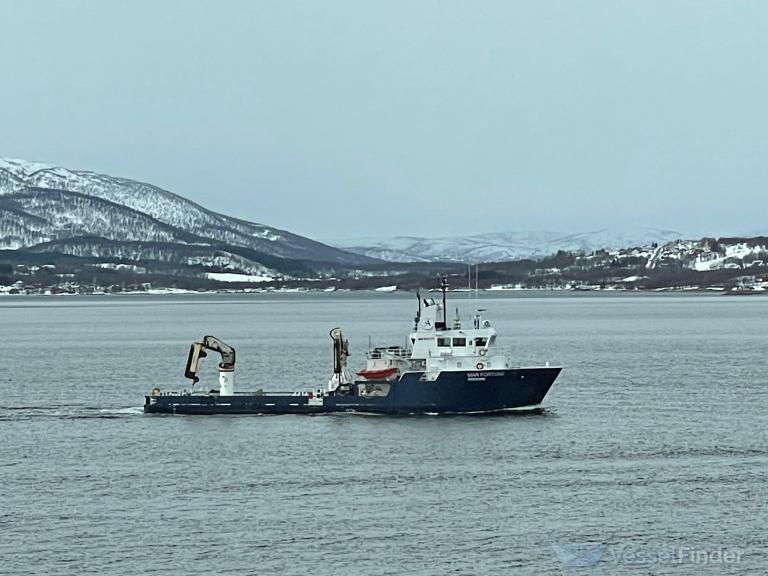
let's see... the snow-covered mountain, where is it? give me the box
[329,229,690,263]
[0,157,372,268]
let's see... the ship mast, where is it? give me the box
[440,276,448,328]
[414,291,422,332]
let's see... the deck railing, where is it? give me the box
[367,346,412,360]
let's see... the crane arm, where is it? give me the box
[329,327,349,375]
[184,335,236,384]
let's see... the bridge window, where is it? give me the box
[452,338,466,347]
[474,337,488,347]
[437,337,451,347]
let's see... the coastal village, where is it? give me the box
[2,236,767,295]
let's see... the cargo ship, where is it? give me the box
[144,278,562,415]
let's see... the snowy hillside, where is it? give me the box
[0,157,372,265]
[330,228,688,263]
[0,188,201,250]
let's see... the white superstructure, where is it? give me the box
[359,279,515,381]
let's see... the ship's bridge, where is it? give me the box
[408,296,506,373]
[358,282,513,380]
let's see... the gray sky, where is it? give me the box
[1,0,767,239]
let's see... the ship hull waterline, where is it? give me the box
[144,367,561,415]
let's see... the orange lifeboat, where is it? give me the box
[356,367,398,380]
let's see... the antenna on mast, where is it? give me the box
[475,264,479,302]
[414,291,422,331]
[440,276,448,328]
[467,263,471,300]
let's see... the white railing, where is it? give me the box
[367,346,412,360]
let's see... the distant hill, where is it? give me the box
[0,157,374,279]
[328,228,689,263]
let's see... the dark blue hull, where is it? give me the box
[144,367,561,415]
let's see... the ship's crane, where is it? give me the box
[184,335,236,395]
[328,327,350,391]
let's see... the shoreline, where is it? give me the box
[0,285,761,297]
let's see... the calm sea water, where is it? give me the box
[1,292,766,575]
